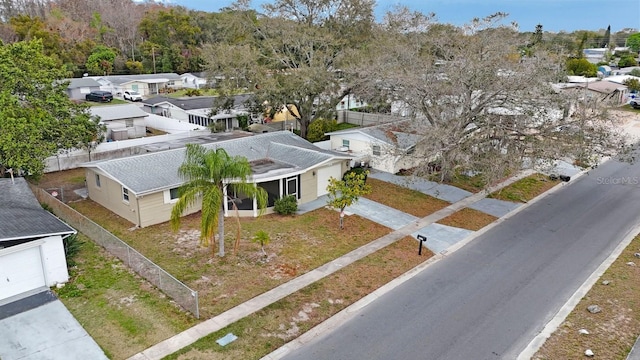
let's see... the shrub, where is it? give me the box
[274,195,298,215]
[618,55,638,68]
[307,118,338,142]
[63,234,83,267]
[343,166,368,181]
[185,88,202,97]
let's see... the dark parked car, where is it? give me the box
[85,90,113,103]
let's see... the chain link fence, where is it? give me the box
[31,186,199,318]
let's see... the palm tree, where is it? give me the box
[170,143,268,257]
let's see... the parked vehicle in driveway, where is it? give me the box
[85,91,113,103]
[631,100,640,109]
[123,91,142,102]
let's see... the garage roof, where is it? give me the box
[0,178,76,242]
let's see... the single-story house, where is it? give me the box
[558,80,629,105]
[142,95,253,131]
[0,177,75,303]
[89,104,149,141]
[326,121,422,174]
[89,73,183,98]
[63,77,102,101]
[180,72,208,89]
[82,131,352,228]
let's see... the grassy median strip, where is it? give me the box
[437,208,498,231]
[162,236,431,360]
[54,234,198,360]
[534,234,640,360]
[489,173,560,203]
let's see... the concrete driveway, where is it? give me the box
[0,291,107,360]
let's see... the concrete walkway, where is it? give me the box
[127,170,536,360]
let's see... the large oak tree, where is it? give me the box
[0,40,102,179]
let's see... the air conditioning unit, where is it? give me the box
[337,146,349,152]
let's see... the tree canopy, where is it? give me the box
[0,40,102,179]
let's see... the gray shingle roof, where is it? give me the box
[85,131,351,195]
[143,94,254,111]
[0,178,75,242]
[65,78,101,88]
[98,73,182,86]
[89,104,149,121]
[327,121,421,150]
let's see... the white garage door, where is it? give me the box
[317,163,343,197]
[0,246,46,301]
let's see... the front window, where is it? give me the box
[125,119,134,127]
[372,145,381,156]
[342,139,350,148]
[95,174,101,187]
[286,176,299,199]
[122,187,130,202]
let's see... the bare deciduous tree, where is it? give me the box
[349,11,626,186]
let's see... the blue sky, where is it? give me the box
[170,0,640,33]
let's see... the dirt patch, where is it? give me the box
[437,208,498,231]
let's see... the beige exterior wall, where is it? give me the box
[330,135,370,152]
[86,166,348,228]
[85,168,139,226]
[299,169,317,204]
[137,190,201,228]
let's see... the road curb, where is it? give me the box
[261,169,579,359]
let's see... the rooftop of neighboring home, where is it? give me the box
[83,131,351,196]
[89,104,149,121]
[63,77,102,89]
[326,121,421,151]
[90,73,182,86]
[0,177,75,242]
[142,94,253,111]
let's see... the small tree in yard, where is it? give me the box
[326,171,371,229]
[252,230,271,257]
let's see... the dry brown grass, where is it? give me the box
[437,208,498,231]
[534,235,640,360]
[365,177,450,217]
[164,236,432,359]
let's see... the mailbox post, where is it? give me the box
[417,235,427,255]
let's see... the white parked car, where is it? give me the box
[123,91,143,102]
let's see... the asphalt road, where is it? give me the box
[281,158,640,360]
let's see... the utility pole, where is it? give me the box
[152,46,156,74]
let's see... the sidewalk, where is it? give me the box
[127,170,536,360]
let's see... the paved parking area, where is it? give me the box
[468,197,522,218]
[344,198,419,230]
[0,292,107,360]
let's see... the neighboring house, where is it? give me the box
[63,77,102,101]
[142,94,253,131]
[0,177,75,303]
[82,131,352,228]
[559,80,629,105]
[326,121,422,174]
[180,72,208,89]
[89,73,183,98]
[336,94,367,111]
[90,104,149,141]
